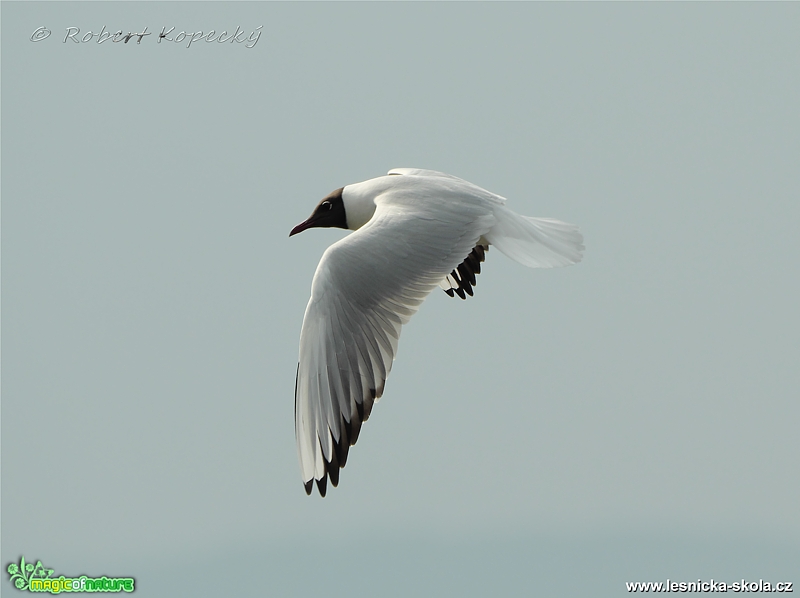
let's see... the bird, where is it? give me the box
[290,168,584,496]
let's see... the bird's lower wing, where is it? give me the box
[295,198,494,495]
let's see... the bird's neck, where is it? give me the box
[341,179,384,230]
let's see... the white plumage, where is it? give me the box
[291,168,583,496]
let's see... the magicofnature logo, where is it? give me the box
[6,556,134,593]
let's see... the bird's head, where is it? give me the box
[290,187,348,236]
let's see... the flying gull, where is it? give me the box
[290,168,584,496]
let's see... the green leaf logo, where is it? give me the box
[6,556,53,591]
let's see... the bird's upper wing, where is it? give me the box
[296,191,495,496]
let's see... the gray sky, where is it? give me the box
[2,2,799,596]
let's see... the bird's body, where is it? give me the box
[290,169,583,496]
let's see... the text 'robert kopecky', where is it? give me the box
[30,26,263,48]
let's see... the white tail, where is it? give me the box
[487,206,584,268]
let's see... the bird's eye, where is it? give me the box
[321,201,332,210]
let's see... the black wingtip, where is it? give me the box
[316,475,328,497]
[458,262,476,287]
[326,443,340,488]
[444,243,488,300]
[334,418,351,468]
[305,384,382,498]
[349,414,362,444]
[362,391,375,422]
[328,462,340,487]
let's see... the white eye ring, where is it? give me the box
[321,201,332,210]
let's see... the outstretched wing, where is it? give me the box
[295,194,495,495]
